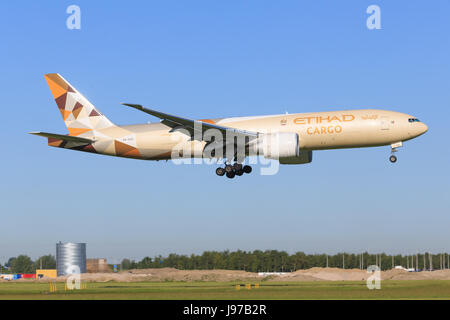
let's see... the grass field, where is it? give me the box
[1,280,450,299]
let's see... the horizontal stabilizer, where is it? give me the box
[29,131,93,144]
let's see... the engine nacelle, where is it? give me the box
[249,132,300,159]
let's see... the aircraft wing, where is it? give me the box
[121,103,258,142]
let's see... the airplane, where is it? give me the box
[30,74,428,178]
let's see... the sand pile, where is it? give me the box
[14,267,450,282]
[274,267,368,281]
[33,268,262,283]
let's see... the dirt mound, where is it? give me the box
[278,268,450,281]
[32,268,262,283]
[272,268,367,281]
[124,268,262,282]
[383,269,450,280]
[13,268,450,283]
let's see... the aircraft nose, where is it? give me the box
[420,122,428,135]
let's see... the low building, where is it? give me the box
[86,258,112,273]
[36,269,57,279]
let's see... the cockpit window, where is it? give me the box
[408,118,421,123]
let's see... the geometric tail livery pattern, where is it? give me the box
[44,73,116,137]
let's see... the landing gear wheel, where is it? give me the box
[226,171,236,179]
[216,167,225,176]
[243,165,252,174]
[389,143,401,164]
[235,169,244,176]
[224,165,233,173]
[233,163,243,171]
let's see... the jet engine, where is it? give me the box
[249,132,313,164]
[249,132,299,159]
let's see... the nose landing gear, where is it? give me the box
[389,142,402,163]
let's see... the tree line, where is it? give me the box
[0,255,56,274]
[3,251,449,274]
[120,250,450,272]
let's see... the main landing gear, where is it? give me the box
[389,142,402,163]
[216,163,252,178]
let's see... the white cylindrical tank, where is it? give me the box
[56,242,86,276]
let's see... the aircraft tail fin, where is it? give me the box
[44,73,116,136]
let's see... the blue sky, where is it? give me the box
[0,1,449,263]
